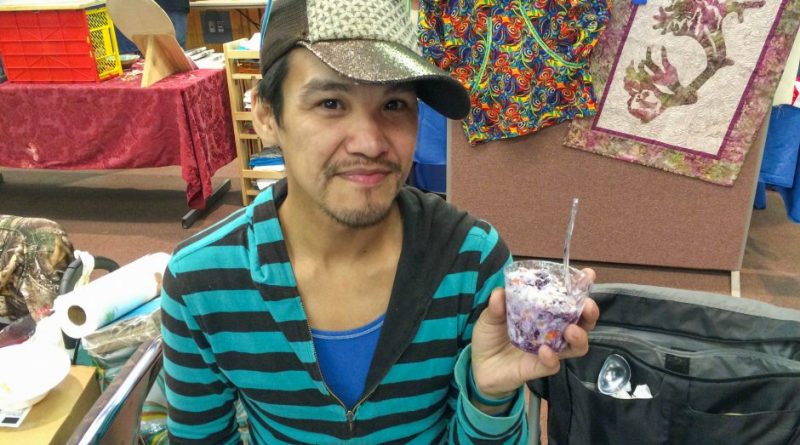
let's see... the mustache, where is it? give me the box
[324,159,403,178]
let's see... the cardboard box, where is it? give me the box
[0,366,100,445]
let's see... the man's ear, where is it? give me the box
[251,88,280,147]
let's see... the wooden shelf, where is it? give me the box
[241,169,286,179]
[232,73,261,80]
[223,38,285,206]
[225,48,260,59]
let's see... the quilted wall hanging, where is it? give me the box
[564,0,800,185]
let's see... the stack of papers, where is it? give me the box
[249,146,284,169]
[239,33,261,51]
[250,146,285,190]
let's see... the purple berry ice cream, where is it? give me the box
[504,261,588,354]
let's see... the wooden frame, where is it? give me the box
[222,38,285,205]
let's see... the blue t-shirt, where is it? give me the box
[311,314,385,409]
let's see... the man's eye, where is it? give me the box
[385,99,407,111]
[321,99,340,110]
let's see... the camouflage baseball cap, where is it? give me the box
[259,0,470,120]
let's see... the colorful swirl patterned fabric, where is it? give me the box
[419,0,611,145]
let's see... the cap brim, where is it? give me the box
[300,40,470,120]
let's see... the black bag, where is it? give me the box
[530,284,800,445]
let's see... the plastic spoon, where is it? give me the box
[563,198,579,293]
[598,354,633,395]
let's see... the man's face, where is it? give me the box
[254,48,419,228]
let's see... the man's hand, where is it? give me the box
[470,269,599,401]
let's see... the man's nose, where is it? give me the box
[345,112,390,158]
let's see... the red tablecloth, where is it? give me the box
[0,69,236,209]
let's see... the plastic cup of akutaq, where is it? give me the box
[504,260,590,354]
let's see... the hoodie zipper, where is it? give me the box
[300,299,365,438]
[344,378,384,435]
[307,342,383,437]
[306,333,386,437]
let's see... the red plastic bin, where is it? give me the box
[0,1,121,83]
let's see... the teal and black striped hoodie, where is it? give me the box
[162,179,525,444]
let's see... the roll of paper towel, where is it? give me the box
[55,252,171,338]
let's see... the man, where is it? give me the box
[161,0,599,443]
[156,0,190,48]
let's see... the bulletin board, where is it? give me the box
[447,117,766,272]
[436,0,800,274]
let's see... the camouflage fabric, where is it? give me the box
[0,215,74,322]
